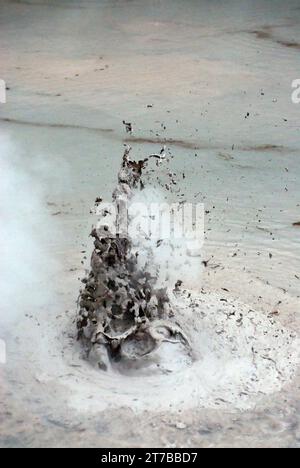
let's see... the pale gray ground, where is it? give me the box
[0,0,300,448]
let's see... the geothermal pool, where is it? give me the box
[0,0,300,448]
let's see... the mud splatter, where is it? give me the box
[77,148,189,370]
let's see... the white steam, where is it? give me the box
[128,186,204,290]
[0,133,58,331]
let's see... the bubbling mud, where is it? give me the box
[68,284,299,413]
[74,149,299,413]
[77,147,192,372]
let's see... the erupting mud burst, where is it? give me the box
[74,148,299,412]
[77,147,190,370]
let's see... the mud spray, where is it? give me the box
[76,148,299,411]
[77,146,195,374]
